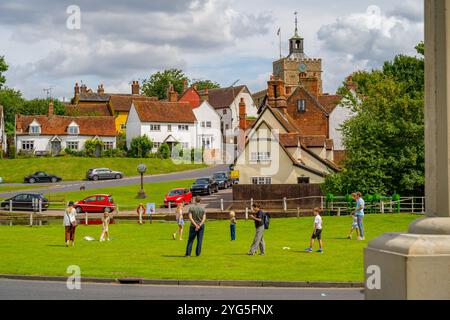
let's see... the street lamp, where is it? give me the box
[137,164,147,199]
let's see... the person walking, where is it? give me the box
[100,210,111,242]
[248,203,265,256]
[173,202,185,240]
[64,201,77,247]
[185,197,206,257]
[352,192,365,240]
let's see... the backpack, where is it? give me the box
[263,212,270,230]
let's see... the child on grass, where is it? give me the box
[100,211,111,242]
[229,211,237,241]
[305,208,323,253]
[347,213,360,240]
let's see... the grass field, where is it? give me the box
[45,179,195,210]
[0,214,419,282]
[0,158,206,183]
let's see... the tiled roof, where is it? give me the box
[269,107,302,133]
[300,136,327,148]
[109,94,158,112]
[279,133,300,148]
[65,103,113,116]
[199,85,248,109]
[15,114,116,136]
[319,94,342,114]
[133,100,196,123]
[78,92,110,102]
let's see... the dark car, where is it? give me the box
[0,193,49,211]
[86,168,123,181]
[24,171,62,184]
[213,171,232,189]
[191,177,219,196]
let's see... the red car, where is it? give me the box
[164,188,192,207]
[74,194,115,213]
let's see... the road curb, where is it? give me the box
[0,274,364,288]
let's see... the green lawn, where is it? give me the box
[45,179,195,210]
[0,158,206,183]
[0,214,419,282]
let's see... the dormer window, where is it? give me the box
[68,121,79,135]
[29,120,41,135]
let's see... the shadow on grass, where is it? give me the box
[161,255,188,258]
[46,245,67,248]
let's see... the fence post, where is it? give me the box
[29,212,33,227]
[220,199,224,212]
[411,198,415,213]
[168,202,172,214]
[297,207,300,218]
[283,197,287,212]
[250,198,253,209]
[421,197,425,214]
[9,200,12,212]
[245,207,249,220]
[320,197,324,210]
[85,212,88,225]
[337,207,341,216]
[381,202,385,214]
[38,199,42,214]
[390,201,393,213]
[9,220,12,227]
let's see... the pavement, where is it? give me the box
[0,279,364,300]
[0,164,229,198]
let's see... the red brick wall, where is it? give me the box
[179,88,201,108]
[287,88,329,137]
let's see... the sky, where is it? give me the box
[0,0,424,101]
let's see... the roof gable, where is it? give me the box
[288,86,329,115]
[133,100,196,124]
[109,95,158,112]
[199,85,249,109]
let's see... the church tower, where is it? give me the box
[273,12,323,95]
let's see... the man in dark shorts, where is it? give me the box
[185,197,206,257]
[305,208,323,253]
[248,203,265,256]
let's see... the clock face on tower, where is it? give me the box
[299,63,307,73]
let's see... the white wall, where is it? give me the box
[329,104,355,151]
[0,110,6,152]
[193,101,222,152]
[16,135,116,153]
[126,105,143,148]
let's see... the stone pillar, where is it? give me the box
[364,0,450,300]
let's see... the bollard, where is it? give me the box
[245,208,249,220]
[220,199,224,212]
[283,197,287,212]
[85,213,88,225]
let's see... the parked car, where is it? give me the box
[191,177,219,196]
[164,188,193,207]
[74,194,115,213]
[86,168,123,181]
[213,171,232,189]
[0,193,49,211]
[24,171,62,184]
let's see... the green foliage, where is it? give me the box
[22,98,66,116]
[158,143,170,159]
[141,69,189,100]
[0,56,8,89]
[116,132,127,151]
[0,88,24,134]
[102,148,127,158]
[84,139,104,157]
[325,43,425,196]
[192,79,221,91]
[129,135,153,158]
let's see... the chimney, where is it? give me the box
[168,84,178,102]
[346,75,357,92]
[200,87,209,102]
[74,82,80,98]
[239,97,247,131]
[132,81,140,95]
[183,79,188,93]
[300,75,319,98]
[80,84,87,94]
[267,75,287,111]
[285,86,292,96]
[48,98,54,116]
[97,84,105,95]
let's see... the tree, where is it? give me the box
[129,135,153,158]
[20,98,66,116]
[325,44,425,196]
[0,88,24,134]
[192,79,220,91]
[158,143,170,159]
[0,56,8,89]
[141,69,189,100]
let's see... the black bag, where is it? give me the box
[263,212,270,230]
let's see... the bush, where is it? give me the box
[8,144,16,159]
[84,139,104,157]
[103,148,127,158]
[117,132,127,151]
[129,135,153,158]
[158,143,170,159]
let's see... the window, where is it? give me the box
[250,152,271,162]
[178,125,189,131]
[225,124,230,130]
[252,177,272,185]
[223,109,227,115]
[120,124,126,130]
[103,142,114,151]
[298,177,310,184]
[201,137,212,149]
[167,125,172,132]
[150,124,161,131]
[206,121,212,128]
[29,125,40,134]
[21,141,34,150]
[297,99,306,112]
[66,141,79,150]
[201,122,205,128]
[154,142,161,149]
[68,125,79,135]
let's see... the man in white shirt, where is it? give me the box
[305,208,323,253]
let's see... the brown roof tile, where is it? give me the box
[199,85,248,109]
[279,133,300,148]
[65,103,113,116]
[109,94,158,112]
[15,114,116,136]
[319,94,342,114]
[133,100,196,123]
[300,136,327,148]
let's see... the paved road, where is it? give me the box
[0,165,229,198]
[0,279,364,300]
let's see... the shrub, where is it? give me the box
[103,148,127,158]
[84,139,104,157]
[158,143,170,159]
[129,135,153,158]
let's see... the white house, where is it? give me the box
[126,99,222,163]
[15,101,116,155]
[0,105,7,155]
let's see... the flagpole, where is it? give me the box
[278,28,282,59]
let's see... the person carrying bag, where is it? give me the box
[64,201,77,247]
